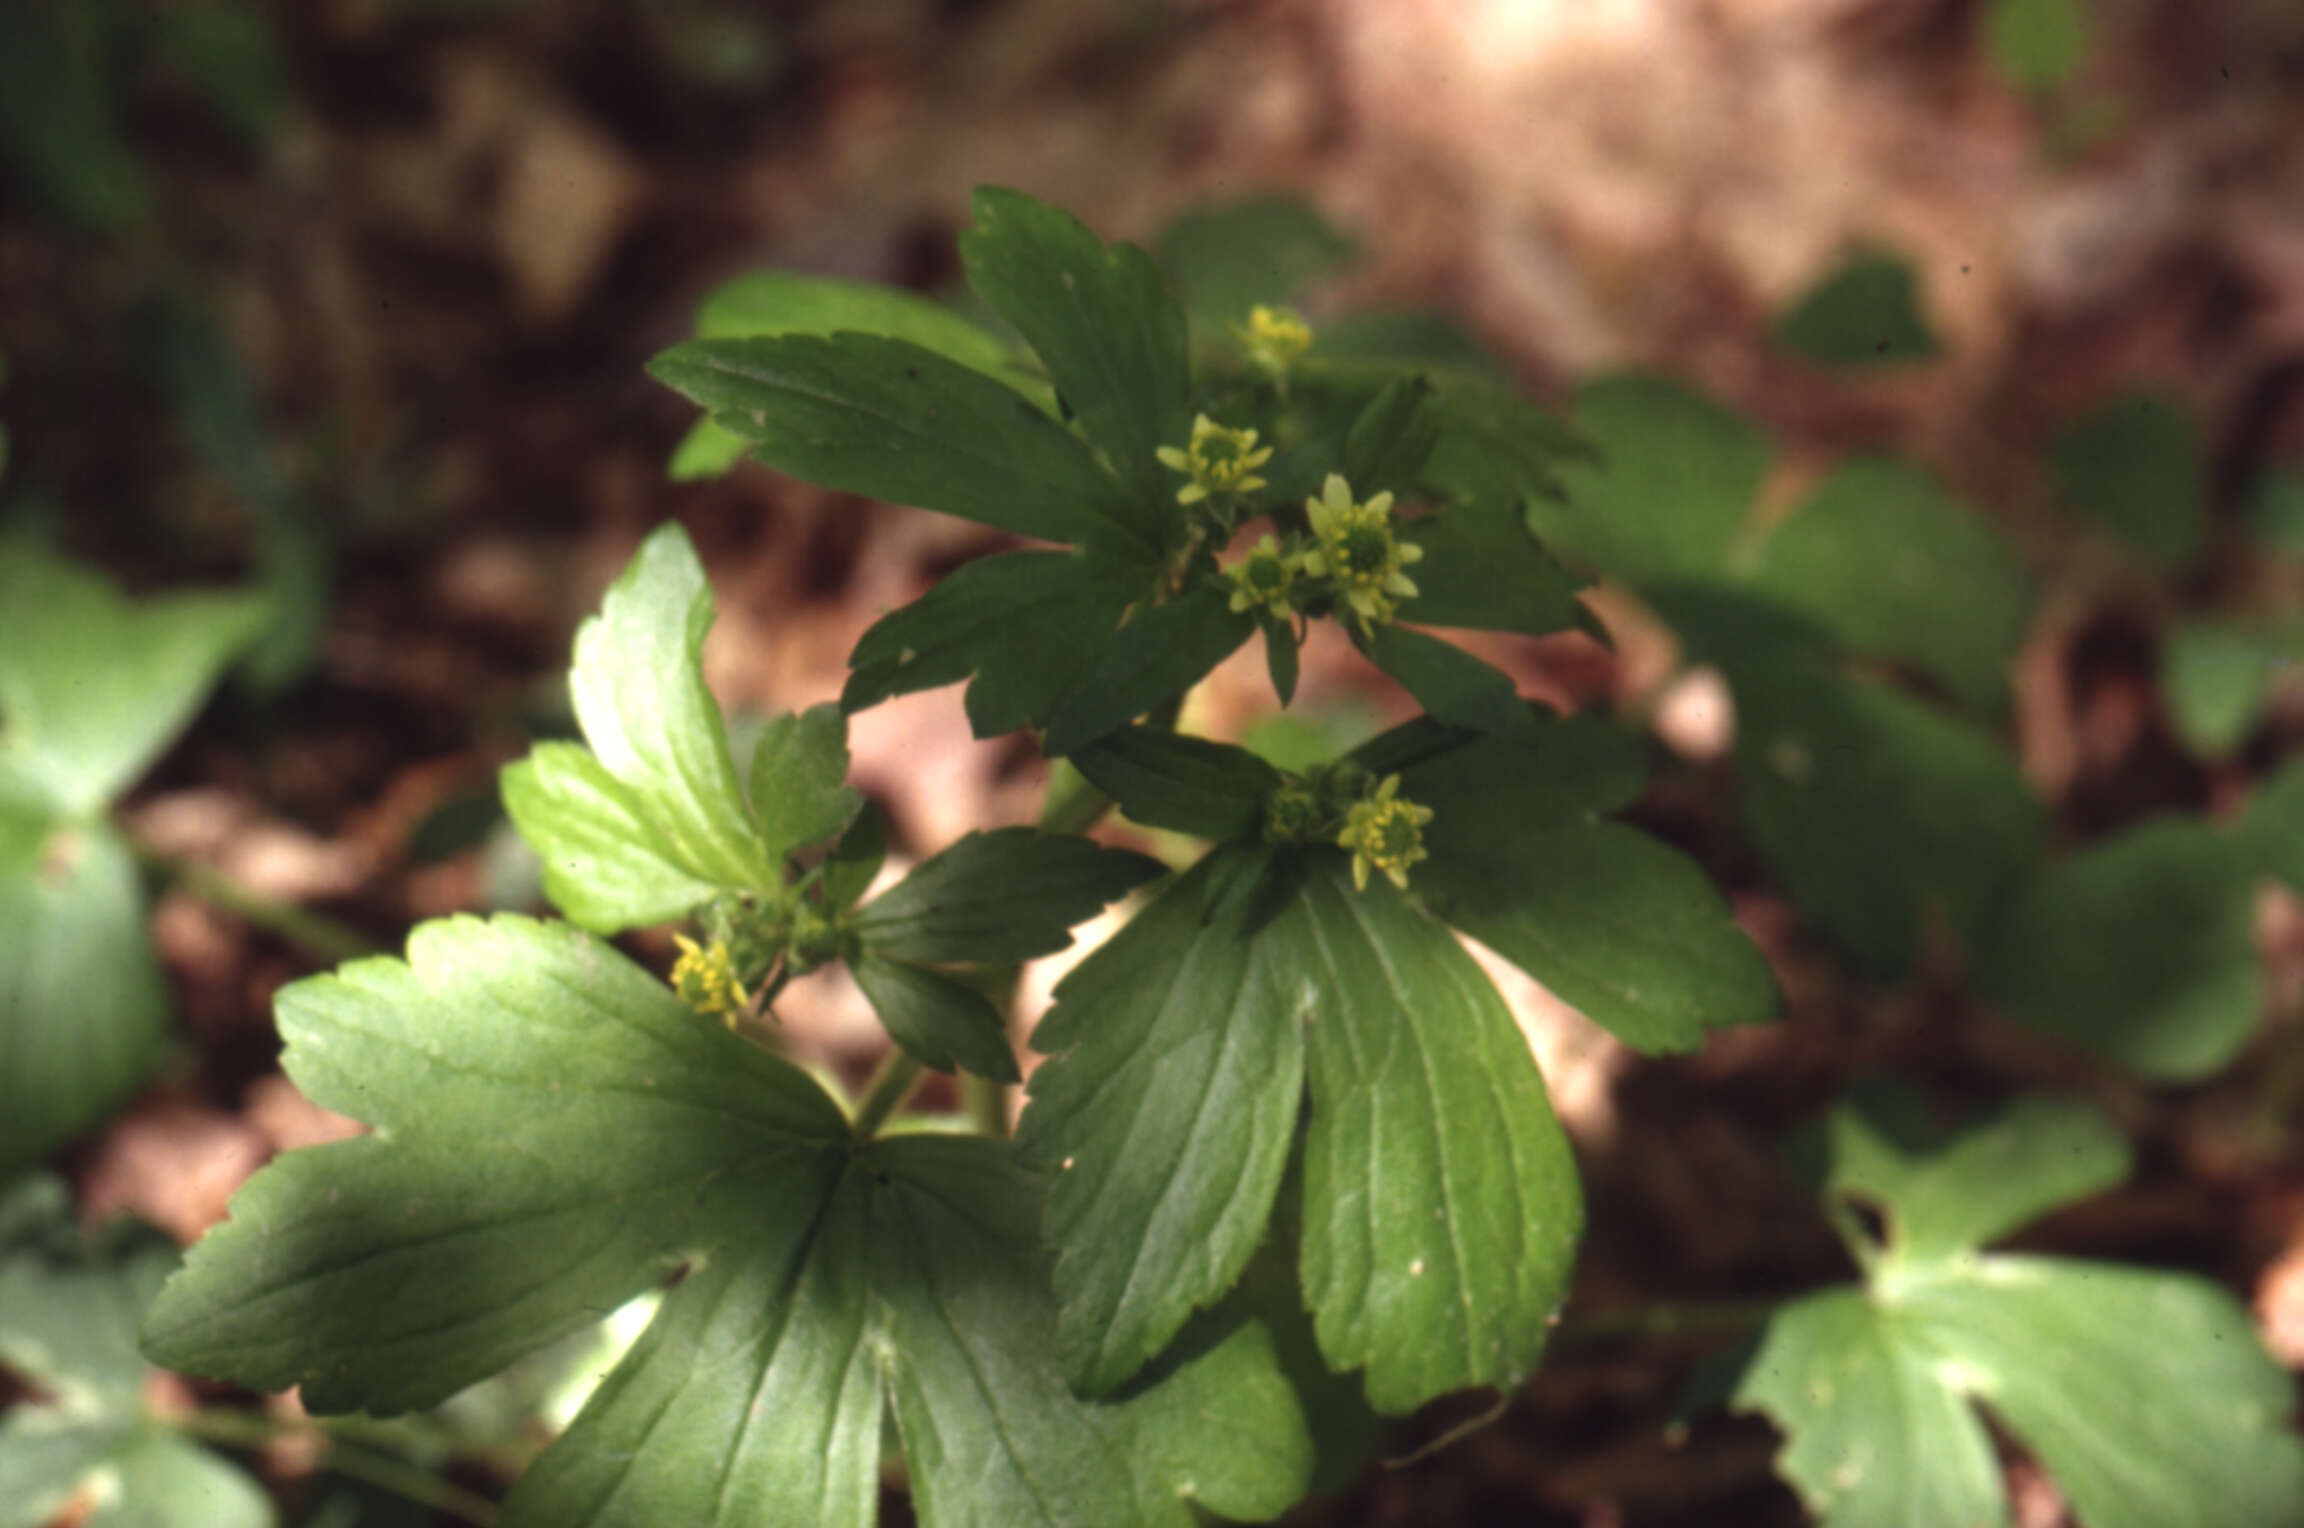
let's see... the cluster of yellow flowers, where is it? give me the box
[669,934,749,1023]
[1263,771,1436,893]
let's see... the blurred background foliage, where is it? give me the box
[5,0,2304,1523]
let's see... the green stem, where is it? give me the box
[126,835,379,965]
[1549,1296,1780,1346]
[850,1049,926,1141]
[961,1071,1011,1139]
[1038,759,1112,837]
[173,1410,499,1526]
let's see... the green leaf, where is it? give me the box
[1416,372,1591,513]
[1040,587,1256,757]
[747,704,864,864]
[1771,252,1940,367]
[1664,591,2046,977]
[0,2,149,230]
[1339,377,1440,500]
[2248,466,2304,552]
[2162,620,2286,757]
[1313,312,1502,372]
[819,800,887,912]
[1390,710,1645,824]
[1736,1093,2304,1528]
[851,827,1161,965]
[1358,623,1532,735]
[1402,496,1587,636]
[2240,757,2304,894]
[1154,194,1355,333]
[650,333,1139,548]
[151,2,287,147]
[1017,849,1311,1395]
[962,187,1192,518]
[502,525,776,928]
[145,930,1312,1527]
[1973,817,2260,1080]
[1290,862,1582,1413]
[843,549,1147,737]
[1985,0,2088,93]
[1543,375,1771,583]
[1425,823,1777,1053]
[665,269,1017,482]
[2051,392,2202,564]
[851,953,1019,1083]
[0,824,170,1172]
[1745,458,2031,709]
[1068,727,1283,841]
[79,1430,276,1528]
[0,540,265,818]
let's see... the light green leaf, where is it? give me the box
[650,333,1139,548]
[961,187,1192,519]
[1973,817,2260,1080]
[666,417,750,482]
[1985,0,2088,93]
[1737,1093,2304,1528]
[1039,587,1256,757]
[2162,620,2285,757]
[498,743,727,933]
[2051,392,2202,564]
[843,549,1147,738]
[851,828,1161,966]
[0,824,169,1172]
[1017,849,1312,1396]
[1544,375,1772,583]
[564,523,775,888]
[1745,458,2030,709]
[0,1411,121,1528]
[852,953,1019,1083]
[1771,253,1940,367]
[1359,623,1532,735]
[746,704,864,865]
[83,1431,276,1528]
[0,541,265,818]
[1154,194,1355,334]
[1290,862,1581,1413]
[145,932,1310,1527]
[1068,727,1283,841]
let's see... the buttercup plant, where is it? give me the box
[131,188,2304,1525]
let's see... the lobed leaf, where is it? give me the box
[1401,495,1587,637]
[1068,727,1284,841]
[746,702,865,866]
[1039,587,1256,757]
[1358,624,1533,736]
[850,827,1162,966]
[852,953,1020,1083]
[499,743,728,933]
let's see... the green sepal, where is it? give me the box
[960,187,1192,524]
[1039,587,1257,758]
[1068,727,1284,841]
[850,827,1162,965]
[852,952,1020,1083]
[649,333,1142,549]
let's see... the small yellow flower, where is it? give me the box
[671,934,750,1022]
[1224,534,1303,617]
[1231,305,1313,374]
[1335,774,1434,892]
[1298,474,1424,628]
[1154,414,1273,506]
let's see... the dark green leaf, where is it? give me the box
[2051,392,2201,564]
[1311,312,1501,371]
[2240,757,2304,894]
[0,824,169,1173]
[1771,252,1940,367]
[852,953,1019,1083]
[843,549,1146,738]
[1262,615,1300,706]
[1359,623,1533,735]
[1973,818,2260,1080]
[1340,377,1439,500]
[1418,374,1592,513]
[1018,849,1311,1396]
[1543,375,1771,583]
[1041,587,1256,757]
[1426,824,1777,1053]
[2249,467,2304,552]
[962,187,1192,519]
[1154,194,1355,333]
[1736,1093,2304,1528]
[747,704,865,864]
[1401,496,1587,636]
[152,3,286,146]
[1395,712,1645,828]
[0,2,148,229]
[1745,458,2030,709]
[819,801,887,912]
[0,540,266,817]
[1985,0,2088,92]
[851,827,1162,965]
[650,334,1140,548]
[1289,862,1581,1413]
[1068,727,1283,841]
